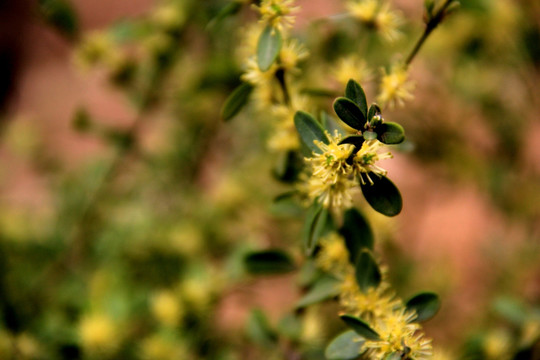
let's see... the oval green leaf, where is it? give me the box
[340,315,381,340]
[333,97,366,130]
[367,103,381,121]
[247,309,277,346]
[376,122,405,144]
[360,174,403,217]
[244,250,296,275]
[257,25,282,71]
[294,111,329,155]
[302,202,329,256]
[405,292,441,322]
[355,250,381,293]
[339,208,374,263]
[296,275,341,308]
[221,82,254,121]
[325,330,365,360]
[345,79,368,118]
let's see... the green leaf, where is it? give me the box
[273,150,303,183]
[247,309,277,347]
[339,135,364,148]
[294,111,329,155]
[405,292,441,322]
[340,315,380,340]
[325,330,365,360]
[384,352,402,360]
[257,25,282,71]
[207,1,243,29]
[244,250,296,275]
[376,122,405,144]
[270,192,303,217]
[367,104,381,121]
[345,79,368,118]
[296,275,341,308]
[321,111,345,136]
[39,0,79,39]
[339,208,374,263]
[333,97,365,130]
[221,82,254,121]
[360,174,403,217]
[492,297,528,326]
[302,203,329,256]
[355,250,381,293]
[277,314,302,341]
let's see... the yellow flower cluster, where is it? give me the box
[304,132,392,210]
[253,0,300,32]
[316,234,433,359]
[346,0,403,42]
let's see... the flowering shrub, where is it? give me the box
[0,0,539,359]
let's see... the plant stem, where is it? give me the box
[405,0,455,66]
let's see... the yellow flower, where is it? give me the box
[307,132,355,183]
[79,313,118,354]
[353,139,393,185]
[377,65,415,108]
[151,290,184,327]
[363,308,433,359]
[333,55,373,86]
[242,57,279,86]
[339,271,400,322]
[302,131,357,210]
[346,0,403,42]
[279,38,309,72]
[254,0,299,31]
[316,232,350,275]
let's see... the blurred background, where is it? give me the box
[0,0,539,359]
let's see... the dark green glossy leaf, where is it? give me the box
[244,250,295,275]
[339,208,374,264]
[273,150,303,183]
[345,79,368,118]
[221,82,254,121]
[294,111,329,154]
[355,250,381,293]
[296,275,341,308]
[406,292,441,322]
[367,103,381,121]
[339,135,365,148]
[302,203,329,256]
[247,309,277,346]
[257,25,282,71]
[376,122,405,144]
[325,330,365,360]
[333,97,365,130]
[360,174,403,217]
[340,315,380,340]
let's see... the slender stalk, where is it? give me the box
[405,0,455,66]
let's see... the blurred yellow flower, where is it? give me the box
[79,313,119,354]
[151,290,184,327]
[377,65,415,108]
[333,55,373,87]
[254,0,299,31]
[346,0,403,42]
